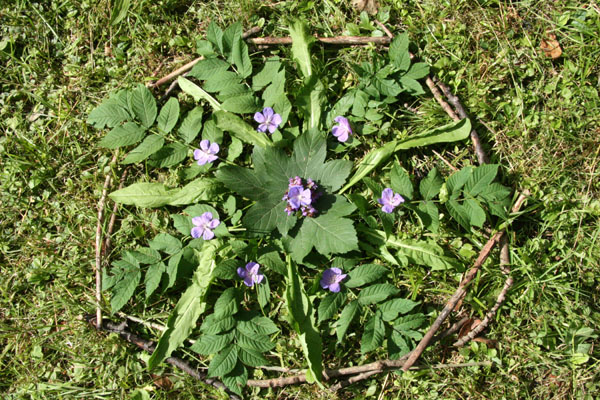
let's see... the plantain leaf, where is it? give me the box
[340,140,397,194]
[395,118,471,151]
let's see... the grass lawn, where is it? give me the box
[1,0,599,398]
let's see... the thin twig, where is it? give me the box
[94,154,117,329]
[375,20,394,38]
[401,191,528,372]
[453,235,513,347]
[425,77,460,120]
[432,149,458,171]
[103,167,129,257]
[87,316,240,400]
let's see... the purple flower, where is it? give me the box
[287,186,312,210]
[320,268,347,293]
[332,116,352,143]
[191,212,220,240]
[193,140,219,166]
[378,188,404,213]
[254,107,282,134]
[237,262,264,287]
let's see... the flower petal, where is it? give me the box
[192,216,204,226]
[200,140,210,151]
[208,219,220,229]
[243,276,254,287]
[262,107,274,118]
[209,142,220,154]
[382,204,394,213]
[201,212,213,220]
[191,226,204,238]
[237,267,247,279]
[202,229,215,240]
[257,123,268,133]
[328,282,341,292]
[267,122,278,133]
[271,113,282,126]
[254,112,266,123]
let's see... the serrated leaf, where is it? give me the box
[358,283,399,305]
[388,329,411,359]
[188,58,230,81]
[149,142,188,168]
[207,344,238,377]
[214,110,271,148]
[447,167,473,196]
[289,20,314,78]
[394,313,426,331]
[257,276,270,309]
[110,0,130,25]
[374,76,401,97]
[157,97,179,134]
[99,122,146,149]
[395,118,471,151]
[340,140,397,194]
[404,62,430,80]
[170,178,221,206]
[399,76,425,95]
[164,251,182,289]
[190,332,234,355]
[87,100,130,129]
[178,77,221,111]
[222,361,247,396]
[419,168,443,200]
[109,182,177,208]
[131,84,156,128]
[236,329,275,353]
[478,182,511,201]
[206,22,224,53]
[361,313,385,354]
[389,33,410,71]
[122,134,164,164]
[465,164,499,196]
[203,70,242,94]
[201,314,236,335]
[221,93,259,114]
[222,22,242,60]
[131,248,161,264]
[390,164,414,200]
[236,345,268,367]
[237,314,279,336]
[345,264,388,288]
[465,198,486,227]
[447,199,471,230]
[214,287,241,318]
[317,291,345,323]
[379,298,419,321]
[145,262,165,299]
[232,37,252,78]
[335,300,359,343]
[216,165,270,201]
[178,106,203,144]
[110,265,141,313]
[149,233,182,255]
[416,200,439,232]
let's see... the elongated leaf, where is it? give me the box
[110,265,141,313]
[416,200,439,232]
[340,140,397,193]
[214,110,271,148]
[191,332,234,355]
[297,75,324,130]
[317,292,345,324]
[404,62,430,79]
[237,345,268,367]
[168,178,221,206]
[446,199,471,230]
[144,262,165,299]
[379,298,419,321]
[148,142,188,168]
[157,97,179,134]
[178,77,222,111]
[110,0,131,26]
[464,164,499,196]
[289,20,314,78]
[221,93,259,114]
[216,166,270,201]
[201,314,236,335]
[236,329,274,353]
[447,166,473,196]
[395,118,471,151]
[389,33,410,71]
[237,314,279,336]
[99,122,146,149]
[214,287,241,318]
[149,233,182,255]
[122,134,164,164]
[208,344,238,377]
[232,37,252,78]
[148,241,218,369]
[358,283,399,305]
[222,361,247,396]
[178,106,202,144]
[285,259,323,383]
[465,198,486,227]
[345,264,388,288]
[109,182,177,207]
[387,236,460,270]
[203,70,241,93]
[361,313,385,354]
[131,84,156,128]
[206,22,224,53]
[335,300,359,343]
[188,58,229,80]
[222,22,242,60]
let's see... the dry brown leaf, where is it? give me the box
[457,318,482,339]
[540,33,562,59]
[352,0,379,15]
[151,373,173,390]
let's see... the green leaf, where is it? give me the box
[395,118,471,151]
[214,287,241,318]
[178,106,203,144]
[464,164,499,196]
[297,75,325,130]
[232,36,252,78]
[222,361,247,396]
[149,142,188,168]
[317,291,345,324]
[206,22,224,53]
[252,58,282,90]
[130,84,156,128]
[399,76,425,95]
[361,313,385,353]
[358,283,399,305]
[201,314,236,334]
[340,140,397,194]
[257,276,271,309]
[148,242,218,369]
[216,165,269,201]
[122,134,164,164]
[110,0,130,25]
[446,199,471,230]
[419,168,443,200]
[222,22,242,60]
[465,198,486,227]
[99,122,146,149]
[386,236,460,270]
[178,77,222,111]
[289,20,314,78]
[447,167,473,196]
[87,99,131,129]
[190,331,234,355]
[345,264,388,288]
[390,164,414,200]
[221,93,259,114]
[207,344,238,377]
[144,262,165,299]
[237,314,279,336]
[157,97,179,134]
[236,345,268,367]
[236,329,275,353]
[189,58,229,81]
[109,182,177,207]
[110,263,141,313]
[394,313,426,331]
[379,298,419,321]
[149,233,182,255]
[214,111,271,148]
[170,178,222,206]
[131,248,161,264]
[335,300,359,343]
[388,329,411,359]
[389,33,410,71]
[404,62,430,79]
[285,259,323,383]
[416,200,439,232]
[203,70,242,93]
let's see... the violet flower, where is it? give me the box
[193,140,219,166]
[287,186,312,210]
[254,107,282,134]
[282,176,321,218]
[320,267,347,293]
[191,212,220,240]
[331,116,352,142]
[237,262,264,287]
[378,188,404,213]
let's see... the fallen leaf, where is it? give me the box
[540,33,562,59]
[151,374,173,390]
[457,318,482,339]
[352,0,379,15]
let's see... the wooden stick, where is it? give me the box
[88,316,240,400]
[425,77,460,120]
[401,191,528,372]
[94,154,117,329]
[248,36,391,46]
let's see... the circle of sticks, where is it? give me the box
[91,22,530,398]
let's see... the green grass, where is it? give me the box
[1,0,599,398]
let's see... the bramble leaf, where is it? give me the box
[99,122,146,149]
[131,84,157,128]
